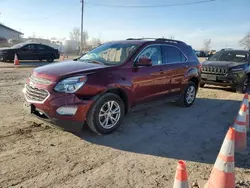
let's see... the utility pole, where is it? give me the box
[80,0,84,53]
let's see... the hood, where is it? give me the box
[0,47,11,51]
[33,60,107,81]
[202,61,247,68]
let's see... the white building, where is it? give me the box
[0,24,23,46]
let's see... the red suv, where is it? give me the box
[23,38,201,134]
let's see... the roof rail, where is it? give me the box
[126,38,156,40]
[155,38,186,44]
[126,38,186,44]
[221,48,234,51]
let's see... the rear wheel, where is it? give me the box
[177,81,197,107]
[86,93,125,135]
[47,55,54,62]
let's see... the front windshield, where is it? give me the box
[209,51,249,62]
[11,43,27,49]
[79,43,139,65]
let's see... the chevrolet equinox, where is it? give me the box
[23,38,201,134]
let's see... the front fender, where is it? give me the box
[245,65,250,75]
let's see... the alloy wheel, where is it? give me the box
[186,85,196,104]
[98,101,121,129]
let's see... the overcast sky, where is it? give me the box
[1,0,250,50]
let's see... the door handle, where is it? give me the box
[151,69,164,76]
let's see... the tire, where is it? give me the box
[86,93,125,135]
[47,55,54,62]
[177,81,197,107]
[236,77,249,94]
[200,82,205,88]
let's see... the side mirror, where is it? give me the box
[136,57,152,67]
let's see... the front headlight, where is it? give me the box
[54,76,87,93]
[230,68,244,72]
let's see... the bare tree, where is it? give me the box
[82,31,89,45]
[239,32,250,50]
[169,35,175,39]
[69,27,89,47]
[203,39,211,52]
[89,37,101,48]
[69,27,80,42]
[31,32,36,38]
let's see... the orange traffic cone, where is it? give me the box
[173,160,189,188]
[205,127,235,188]
[233,102,247,153]
[14,54,19,65]
[243,93,249,131]
[60,55,64,61]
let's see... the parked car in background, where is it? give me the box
[194,50,208,57]
[23,38,201,134]
[200,49,250,93]
[194,50,201,57]
[208,50,216,57]
[0,43,60,62]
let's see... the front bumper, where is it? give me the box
[201,72,244,87]
[23,90,94,132]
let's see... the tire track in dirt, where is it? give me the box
[1,69,249,187]
[0,117,124,188]
[55,90,243,187]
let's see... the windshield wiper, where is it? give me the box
[89,60,104,65]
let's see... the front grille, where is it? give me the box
[25,84,49,102]
[30,75,52,85]
[202,66,228,75]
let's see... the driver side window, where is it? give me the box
[22,44,35,51]
[138,46,162,65]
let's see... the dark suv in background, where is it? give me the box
[200,49,250,93]
[23,38,201,134]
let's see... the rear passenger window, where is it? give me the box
[38,45,46,50]
[162,46,186,64]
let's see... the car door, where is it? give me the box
[131,45,167,104]
[37,44,47,60]
[19,44,37,60]
[161,45,189,96]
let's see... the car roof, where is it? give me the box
[25,43,48,45]
[220,49,249,53]
[106,38,187,46]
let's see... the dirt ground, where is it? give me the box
[1,68,250,188]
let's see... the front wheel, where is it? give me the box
[200,82,205,88]
[236,77,249,94]
[177,81,197,107]
[86,93,125,135]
